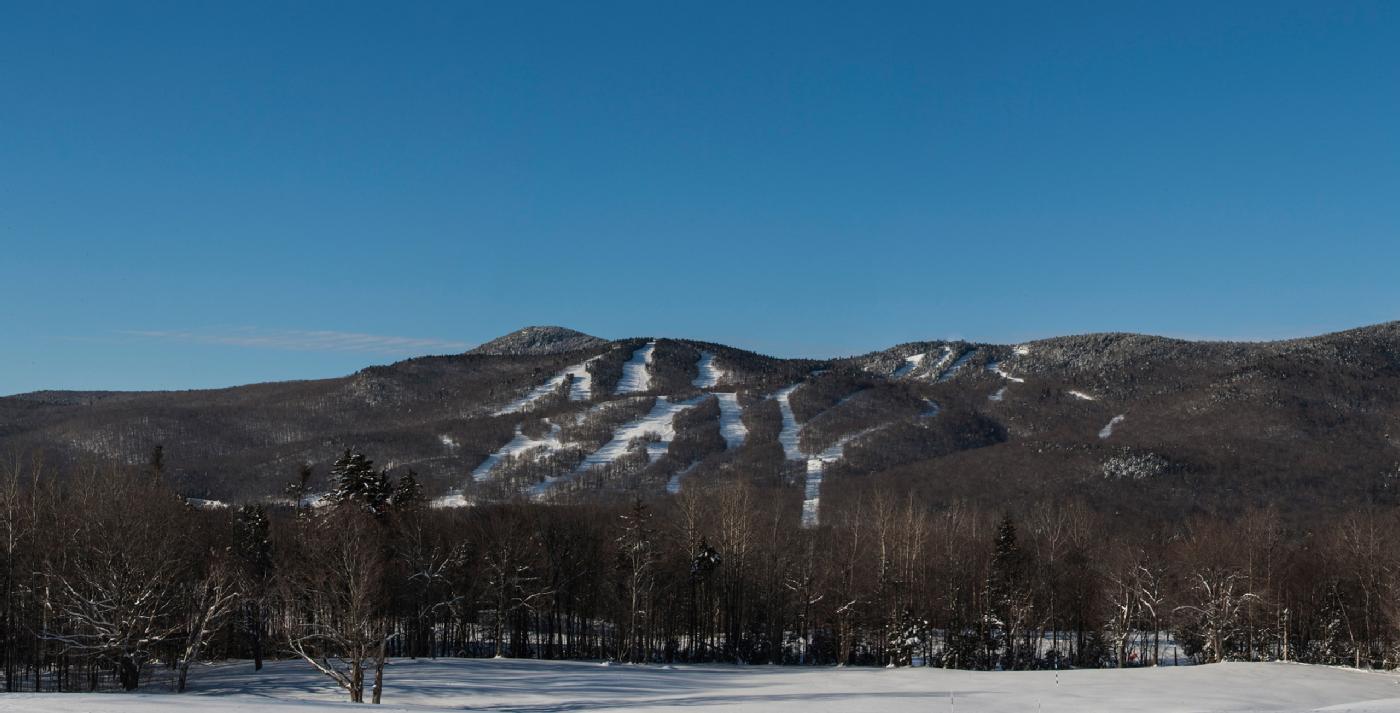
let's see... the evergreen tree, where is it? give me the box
[234,505,273,670]
[391,469,423,510]
[329,450,392,515]
[986,515,1030,669]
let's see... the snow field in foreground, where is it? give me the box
[17,658,1400,713]
[617,341,656,394]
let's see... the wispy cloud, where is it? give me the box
[120,328,470,356]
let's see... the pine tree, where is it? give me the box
[329,450,392,515]
[234,505,273,670]
[391,469,423,510]
[986,515,1030,669]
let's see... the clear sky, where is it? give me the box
[2,1,1398,395]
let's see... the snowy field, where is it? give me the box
[8,658,1400,712]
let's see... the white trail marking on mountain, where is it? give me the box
[495,357,599,415]
[772,383,804,460]
[936,349,977,382]
[1099,414,1126,439]
[616,341,656,394]
[1068,390,1096,401]
[989,386,1007,402]
[665,460,701,495]
[892,353,926,378]
[692,350,725,388]
[802,427,880,528]
[714,393,748,449]
[530,396,706,497]
[472,422,563,482]
[986,359,1025,383]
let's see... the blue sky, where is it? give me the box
[2,1,1398,394]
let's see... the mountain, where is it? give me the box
[468,326,608,356]
[3,322,1398,526]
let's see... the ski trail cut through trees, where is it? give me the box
[1068,390,1096,401]
[986,359,1025,383]
[892,353,926,378]
[532,396,707,496]
[714,393,748,449]
[772,383,804,460]
[693,351,725,388]
[472,422,563,482]
[936,349,977,382]
[802,427,879,528]
[495,357,599,415]
[1099,414,1126,439]
[616,342,656,394]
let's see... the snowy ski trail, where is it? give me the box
[529,396,707,496]
[495,357,598,415]
[892,352,926,378]
[986,359,1026,383]
[801,427,880,528]
[692,351,725,388]
[1099,414,1126,439]
[936,349,977,382]
[771,383,804,460]
[714,392,748,449]
[472,422,563,482]
[616,341,656,394]
[1068,390,1097,401]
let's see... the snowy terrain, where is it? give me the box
[692,351,724,388]
[892,352,926,378]
[494,357,598,415]
[771,383,804,460]
[470,422,562,481]
[986,359,1026,383]
[527,396,705,495]
[802,427,879,527]
[936,349,977,382]
[15,658,1400,713]
[1068,390,1097,401]
[1099,414,1127,439]
[713,392,748,449]
[616,341,656,394]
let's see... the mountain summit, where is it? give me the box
[468,326,606,356]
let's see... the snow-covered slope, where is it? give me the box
[771,383,804,460]
[21,658,1400,713]
[692,351,724,388]
[714,393,747,449]
[494,358,597,415]
[529,396,705,496]
[471,423,562,482]
[617,341,656,394]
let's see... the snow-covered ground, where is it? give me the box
[617,341,656,394]
[892,352,926,378]
[714,392,748,449]
[801,428,879,528]
[18,658,1400,713]
[1068,390,1097,401]
[525,396,705,496]
[495,357,598,415]
[692,351,724,388]
[470,422,562,482]
[1099,414,1126,439]
[937,349,977,382]
[986,359,1026,383]
[772,383,804,461]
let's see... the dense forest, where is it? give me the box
[5,449,1400,704]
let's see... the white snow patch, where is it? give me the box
[989,386,1007,402]
[472,422,563,482]
[891,352,926,378]
[1099,414,1127,439]
[1068,390,1097,401]
[921,399,942,417]
[771,383,804,461]
[714,393,748,449]
[936,349,977,382]
[1014,344,1031,356]
[986,360,1025,383]
[665,460,701,495]
[184,498,227,510]
[439,434,458,449]
[692,351,725,388]
[534,396,706,496]
[616,341,656,394]
[495,357,599,415]
[801,428,879,528]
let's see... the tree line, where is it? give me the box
[3,449,1400,704]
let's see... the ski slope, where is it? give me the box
[616,341,656,394]
[1069,390,1097,401]
[471,423,563,481]
[692,351,724,388]
[533,396,706,496]
[986,359,1026,383]
[771,383,804,460]
[892,352,926,378]
[937,349,977,382]
[25,656,1400,713]
[801,427,879,527]
[714,393,748,449]
[495,358,598,415]
[1100,414,1127,439]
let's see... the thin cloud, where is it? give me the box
[120,328,470,356]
